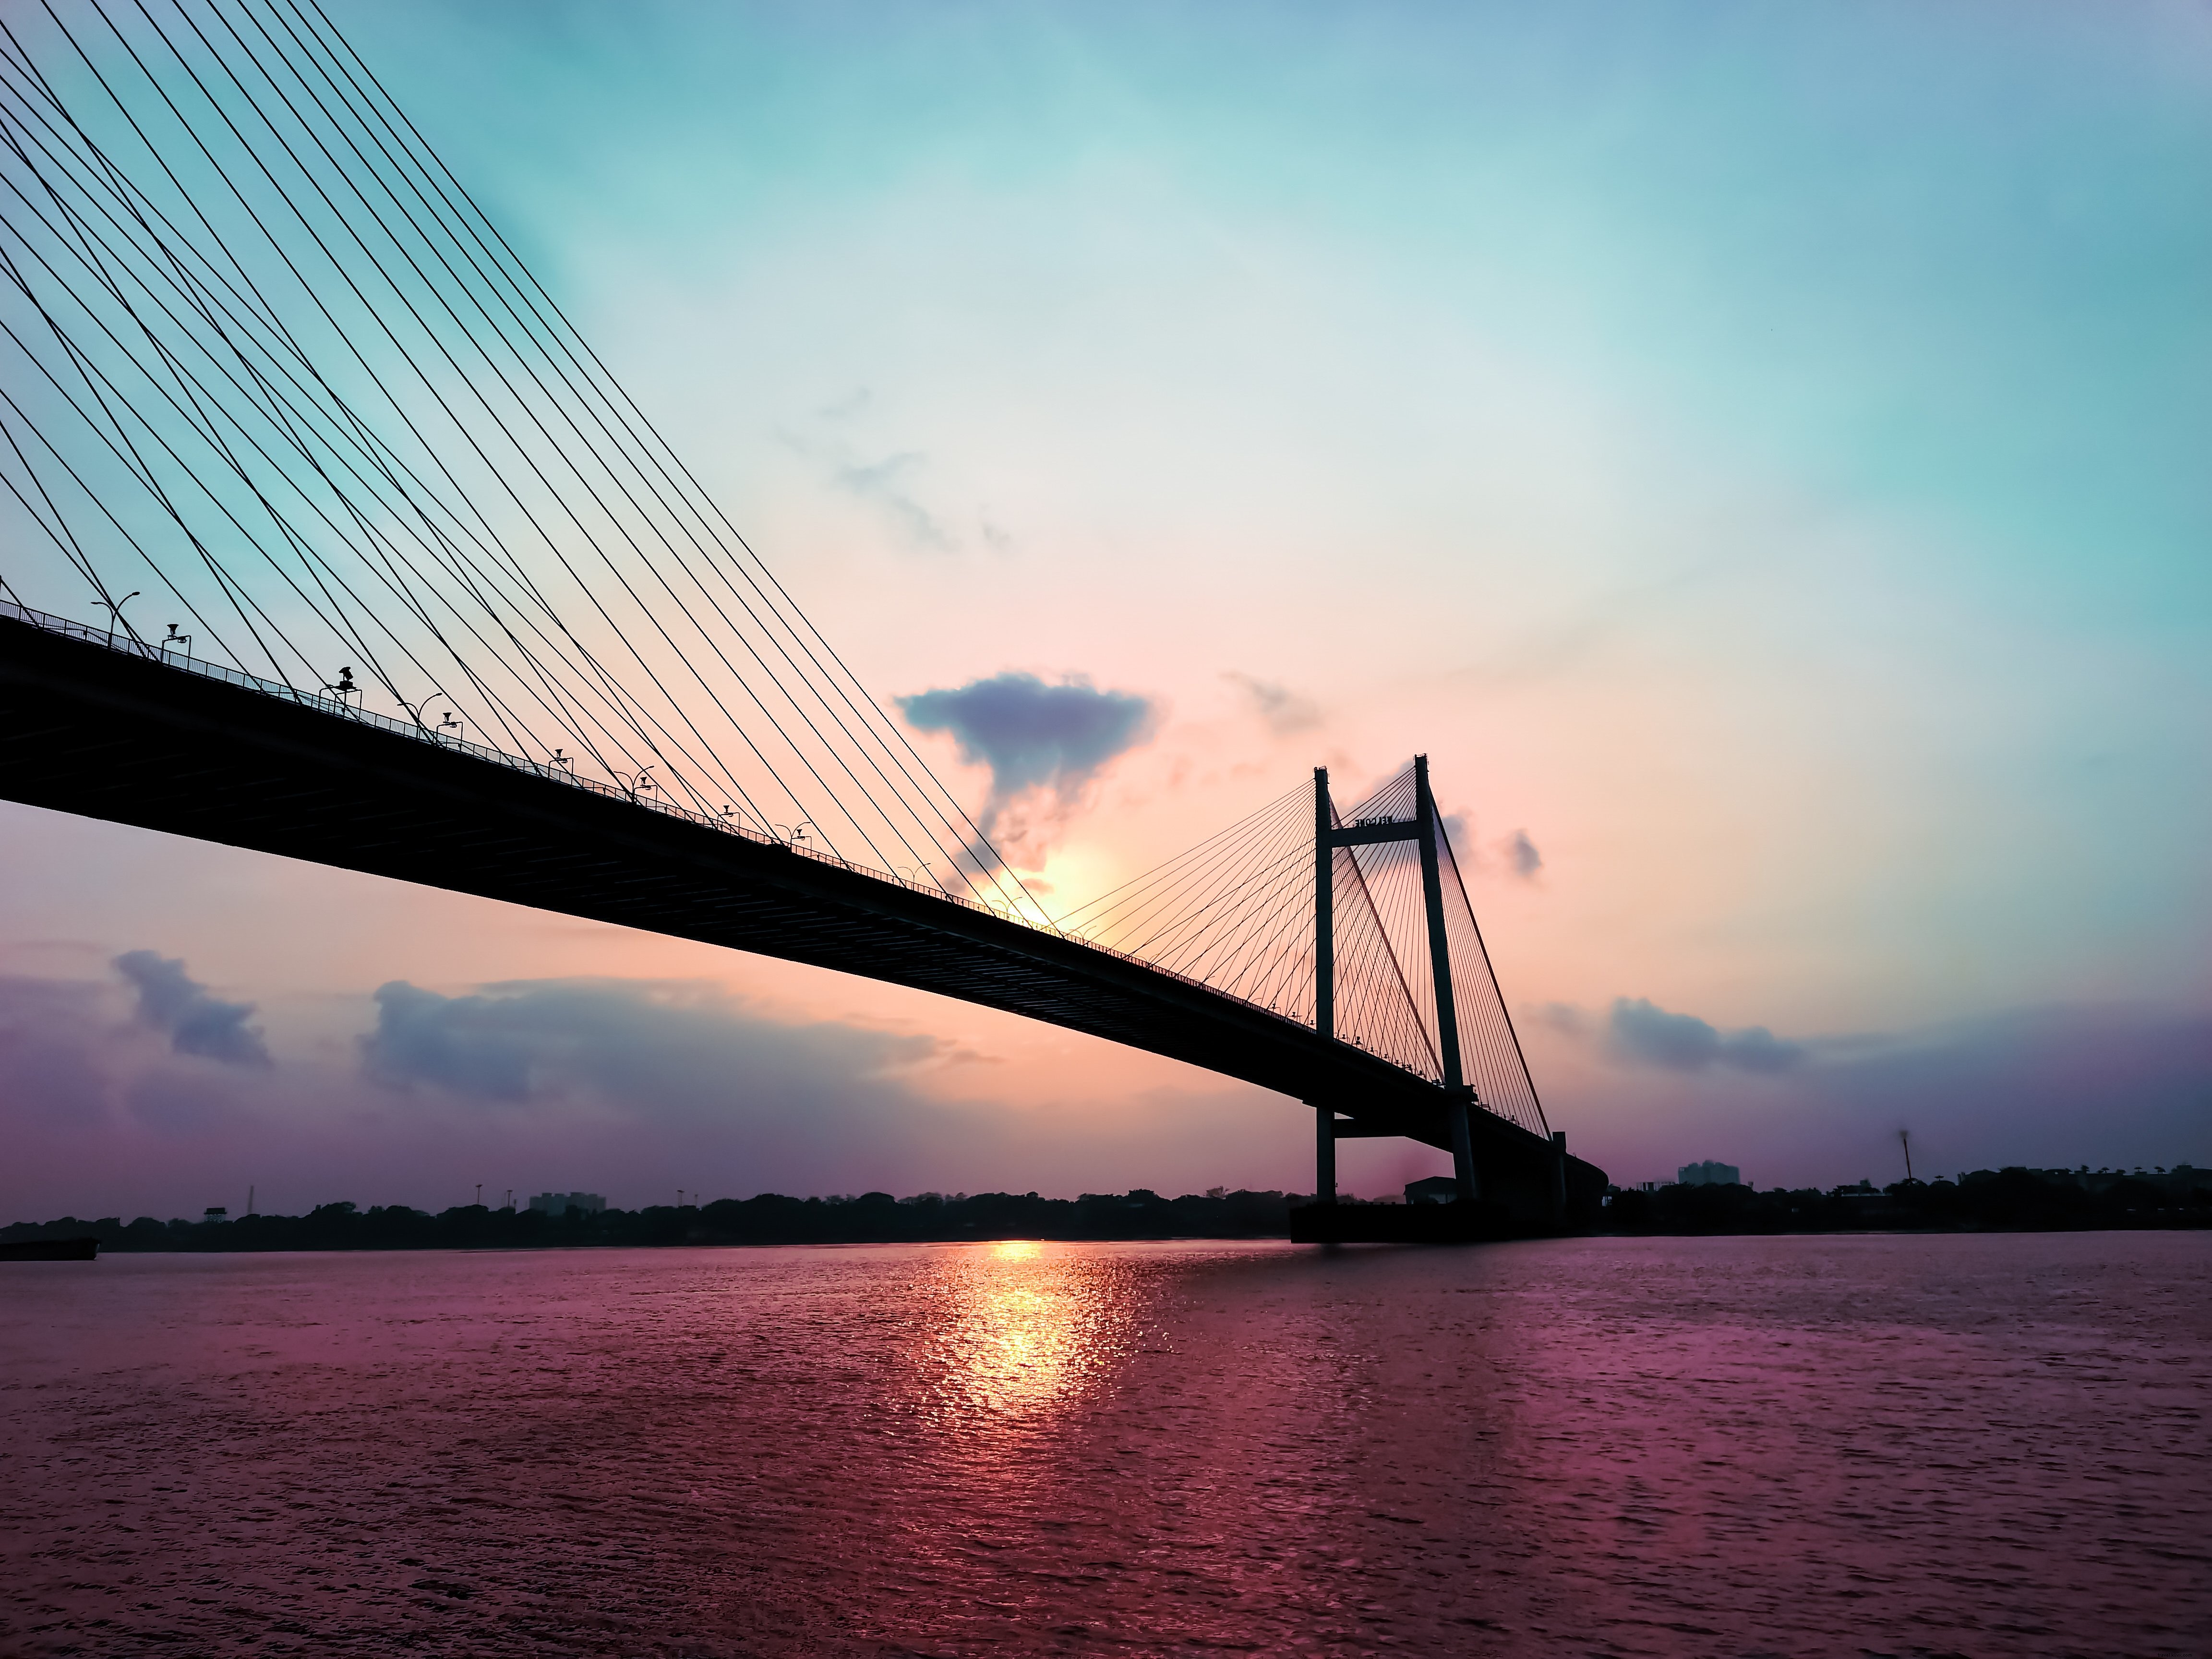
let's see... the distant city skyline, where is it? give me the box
[3,0,2207,1219]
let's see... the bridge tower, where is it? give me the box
[1311,755,1482,1206]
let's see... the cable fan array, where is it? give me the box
[1056,765,1548,1136]
[0,3,1547,1135]
[0,0,1035,915]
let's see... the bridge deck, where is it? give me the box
[0,613,1602,1201]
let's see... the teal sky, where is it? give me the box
[2,0,2206,1214]
[349,0,2210,1009]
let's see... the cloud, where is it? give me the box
[0,966,269,1215]
[1532,1001,1587,1037]
[1797,1004,2212,1166]
[1504,829,1543,879]
[4,951,2206,1218]
[780,414,956,550]
[1224,672,1321,736]
[1551,1001,2212,1192]
[1606,996,1806,1074]
[0,973,115,1127]
[897,672,1159,850]
[361,978,938,1111]
[830,450,950,549]
[0,968,981,1221]
[113,950,269,1065]
[1436,816,1541,883]
[361,982,536,1100]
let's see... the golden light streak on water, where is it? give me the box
[917,1239,1153,1423]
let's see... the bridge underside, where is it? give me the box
[1,617,1604,1220]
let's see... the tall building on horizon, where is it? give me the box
[528,1192,607,1216]
[1678,1161,1744,1188]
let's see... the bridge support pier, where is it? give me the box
[1315,1106,1336,1204]
[1449,1095,1478,1203]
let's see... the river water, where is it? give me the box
[1,1232,2206,1657]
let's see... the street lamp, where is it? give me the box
[96,590,140,646]
[397,694,450,734]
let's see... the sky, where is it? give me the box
[3,0,2208,1220]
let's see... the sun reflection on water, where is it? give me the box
[916,1240,1151,1426]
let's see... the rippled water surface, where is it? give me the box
[2,1233,2207,1657]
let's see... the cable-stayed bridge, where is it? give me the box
[0,0,1603,1226]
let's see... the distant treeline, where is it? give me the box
[1602,1168,2212,1235]
[0,1188,1297,1252]
[9,1168,2207,1253]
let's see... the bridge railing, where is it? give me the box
[0,597,1024,903]
[0,596,1352,1046]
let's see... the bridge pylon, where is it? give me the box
[1308,755,1497,1218]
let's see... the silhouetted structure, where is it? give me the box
[3,615,1604,1236]
[1678,1161,1743,1187]
[0,0,1601,1231]
[528,1192,606,1216]
[1600,1166,2211,1234]
[2,1190,1301,1252]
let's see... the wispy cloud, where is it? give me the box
[829,449,950,550]
[1503,829,1543,880]
[1224,671,1321,736]
[779,404,958,551]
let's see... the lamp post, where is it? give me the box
[97,590,140,646]
[397,694,449,734]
